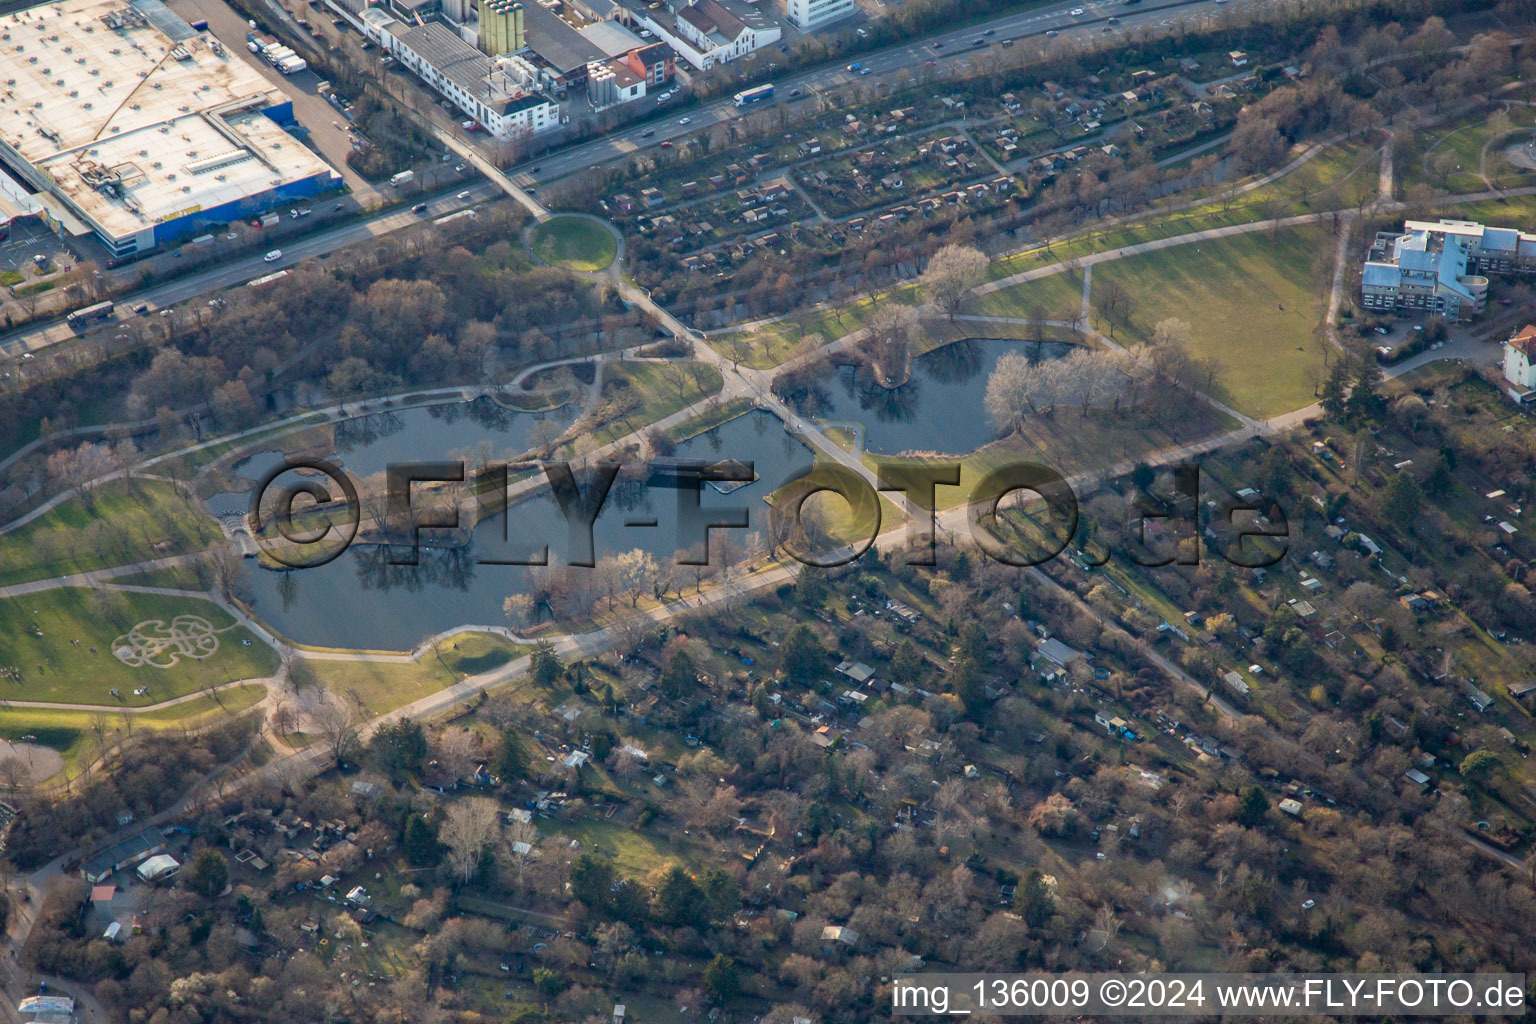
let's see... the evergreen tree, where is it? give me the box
[1319,361,1350,420]
[951,656,987,719]
[495,729,528,782]
[700,866,741,923]
[373,719,428,780]
[703,954,739,1004]
[1384,470,1422,524]
[890,640,923,682]
[570,853,615,912]
[653,864,706,928]
[780,624,826,684]
[1347,354,1385,420]
[531,640,563,686]
[1237,785,1270,826]
[186,849,228,900]
[660,647,698,697]
[404,814,442,867]
[1014,867,1054,927]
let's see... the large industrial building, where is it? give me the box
[0,0,339,257]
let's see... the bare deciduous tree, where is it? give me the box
[311,698,361,768]
[920,243,988,318]
[440,796,501,885]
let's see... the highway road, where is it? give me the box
[503,0,1262,188]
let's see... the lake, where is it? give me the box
[787,338,1073,455]
[235,411,814,649]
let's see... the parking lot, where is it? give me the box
[165,0,382,205]
[0,220,75,277]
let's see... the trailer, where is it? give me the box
[248,269,290,289]
[733,83,774,107]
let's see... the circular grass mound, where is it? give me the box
[530,216,618,272]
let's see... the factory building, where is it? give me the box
[361,8,560,137]
[0,0,339,257]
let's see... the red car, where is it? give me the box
[659,140,673,148]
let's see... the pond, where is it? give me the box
[236,411,814,650]
[204,398,578,516]
[787,338,1074,456]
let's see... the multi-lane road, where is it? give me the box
[0,0,1264,360]
[0,183,499,358]
[504,0,1260,187]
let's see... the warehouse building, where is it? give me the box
[0,0,339,257]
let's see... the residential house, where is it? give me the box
[621,40,677,86]
[631,0,780,71]
[1505,324,1536,403]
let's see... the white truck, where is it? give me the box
[277,55,307,74]
[389,170,415,188]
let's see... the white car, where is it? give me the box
[457,190,471,200]
[264,249,282,262]
[1070,6,1084,13]
[679,116,691,125]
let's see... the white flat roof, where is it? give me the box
[0,0,331,240]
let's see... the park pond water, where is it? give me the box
[789,337,1074,456]
[203,398,579,516]
[235,411,814,650]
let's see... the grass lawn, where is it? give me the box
[432,631,529,676]
[107,562,212,590]
[537,816,702,880]
[1410,107,1536,195]
[529,216,617,272]
[1093,225,1332,419]
[0,588,276,705]
[1444,192,1536,228]
[0,683,265,778]
[973,269,1087,321]
[0,479,223,587]
[294,638,530,718]
[583,361,724,448]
